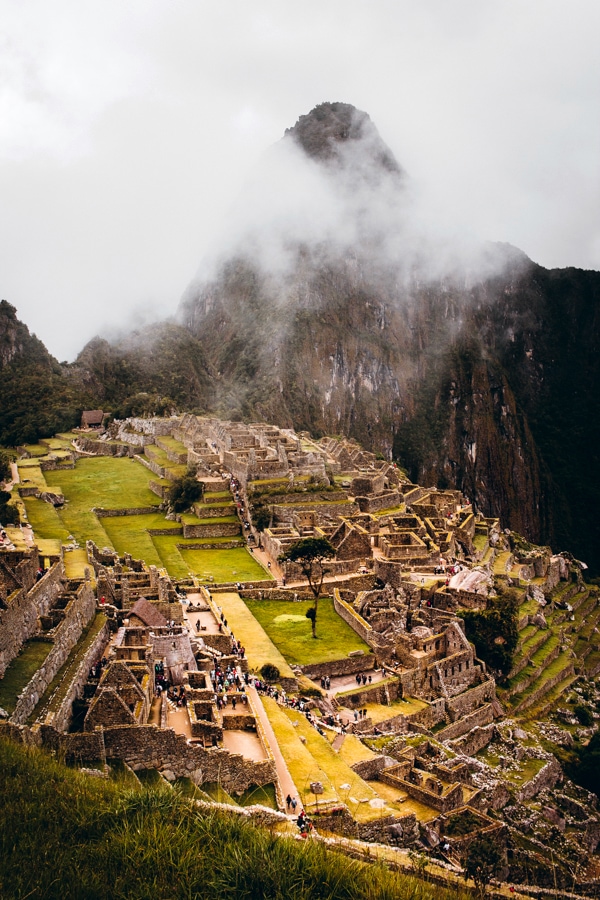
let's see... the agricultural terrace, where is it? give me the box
[17,456,262,583]
[245,598,372,667]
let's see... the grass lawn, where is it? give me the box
[39,457,163,549]
[151,535,190,579]
[22,498,70,542]
[102,517,163,568]
[270,700,397,822]
[245,598,371,667]
[181,548,268,583]
[22,444,50,457]
[63,548,91,579]
[17,461,48,490]
[213,592,295,678]
[45,457,160,509]
[211,592,294,678]
[0,640,53,714]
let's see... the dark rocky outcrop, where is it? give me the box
[178,103,600,571]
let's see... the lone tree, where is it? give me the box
[279,537,335,638]
[168,472,203,514]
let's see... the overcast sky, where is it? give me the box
[1,1,599,361]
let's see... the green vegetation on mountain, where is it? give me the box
[459,588,519,678]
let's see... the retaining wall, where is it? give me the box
[10,582,97,725]
[39,618,111,731]
[0,561,64,678]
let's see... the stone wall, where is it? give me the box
[300,654,375,681]
[192,504,235,519]
[516,757,562,803]
[336,677,402,710]
[445,679,496,720]
[380,768,464,813]
[183,522,240,539]
[94,506,160,518]
[436,703,494,742]
[10,582,97,725]
[356,491,402,514]
[101,724,277,794]
[39,617,110,732]
[350,755,391,780]
[447,723,496,756]
[76,436,135,457]
[332,590,372,643]
[0,560,64,678]
[273,501,358,523]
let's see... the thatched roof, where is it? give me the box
[128,597,168,628]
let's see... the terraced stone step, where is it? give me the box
[523,673,580,720]
[509,629,550,679]
[513,652,575,714]
[504,632,562,700]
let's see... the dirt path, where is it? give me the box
[248,684,299,808]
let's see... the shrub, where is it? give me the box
[260,663,280,682]
[574,703,593,726]
[168,472,203,513]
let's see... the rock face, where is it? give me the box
[178,102,600,570]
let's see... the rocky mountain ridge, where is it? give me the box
[1,103,599,573]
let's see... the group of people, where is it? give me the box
[164,684,187,707]
[89,657,108,679]
[355,672,372,686]
[211,661,243,693]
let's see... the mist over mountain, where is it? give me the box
[2,102,599,573]
[178,102,600,571]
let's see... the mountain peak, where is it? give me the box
[284,102,403,176]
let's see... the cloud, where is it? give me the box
[0,1,598,359]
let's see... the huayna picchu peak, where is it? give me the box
[2,103,600,577]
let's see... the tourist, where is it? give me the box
[286,794,292,810]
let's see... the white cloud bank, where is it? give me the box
[0,0,598,359]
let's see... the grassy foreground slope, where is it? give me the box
[0,738,468,900]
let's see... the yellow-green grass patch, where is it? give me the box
[22,444,50,457]
[260,696,339,808]
[369,779,440,823]
[279,704,398,821]
[151,535,190,580]
[0,640,53,714]
[101,518,163,568]
[337,733,378,767]
[22,497,70,542]
[36,539,62,558]
[17,461,48,490]
[210,592,294,678]
[55,506,112,550]
[155,435,188,454]
[63,548,92,580]
[44,457,161,510]
[245,597,372,667]
[180,548,268,583]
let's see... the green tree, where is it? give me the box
[0,450,12,483]
[462,836,503,899]
[279,537,336,638]
[168,472,203,514]
[459,588,519,678]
